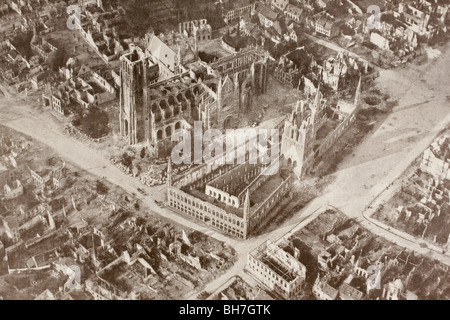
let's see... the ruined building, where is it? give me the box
[281,78,362,179]
[280,86,327,178]
[179,19,212,42]
[247,240,306,299]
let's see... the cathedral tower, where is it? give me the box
[119,48,149,144]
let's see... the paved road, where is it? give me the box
[0,42,449,298]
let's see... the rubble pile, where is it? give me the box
[139,166,165,186]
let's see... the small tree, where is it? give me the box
[81,106,109,138]
[341,24,355,36]
[121,153,133,168]
[96,180,109,195]
[251,13,260,25]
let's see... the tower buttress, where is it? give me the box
[91,234,96,263]
[354,76,362,107]
[177,47,181,73]
[314,83,321,110]
[243,189,251,239]
[193,30,198,60]
[234,72,241,114]
[243,189,251,221]
[167,158,173,188]
[217,76,223,111]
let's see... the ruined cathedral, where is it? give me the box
[119,35,269,157]
[281,78,362,179]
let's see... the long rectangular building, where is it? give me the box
[247,240,306,298]
[167,153,293,240]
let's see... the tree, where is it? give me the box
[71,116,81,127]
[326,2,348,18]
[140,147,146,159]
[80,106,109,139]
[287,49,312,75]
[199,51,218,63]
[121,153,133,168]
[49,48,66,71]
[341,24,355,36]
[381,13,398,26]
[11,32,33,58]
[268,40,296,60]
[251,13,260,25]
[96,180,109,195]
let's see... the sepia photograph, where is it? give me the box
[0,0,448,309]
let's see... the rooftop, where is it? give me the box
[285,4,303,16]
[254,2,279,21]
[321,282,339,299]
[339,283,364,300]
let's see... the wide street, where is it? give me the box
[0,41,449,297]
